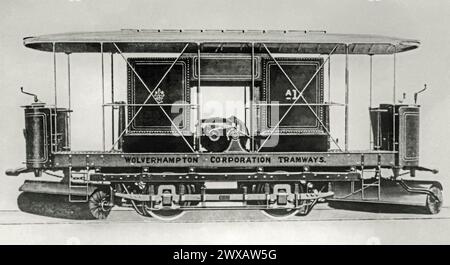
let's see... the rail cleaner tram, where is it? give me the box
[6,29,443,220]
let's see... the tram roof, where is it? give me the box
[23,29,420,54]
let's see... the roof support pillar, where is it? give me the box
[327,54,331,102]
[111,52,115,147]
[250,42,255,152]
[392,46,397,152]
[66,52,71,149]
[52,43,58,152]
[344,44,350,152]
[101,43,105,151]
[369,54,373,149]
[196,43,202,152]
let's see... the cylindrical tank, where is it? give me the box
[24,103,50,168]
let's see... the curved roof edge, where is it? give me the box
[23,30,420,54]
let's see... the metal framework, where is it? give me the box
[110,42,195,152]
[369,54,373,149]
[111,53,115,146]
[52,43,57,153]
[345,45,349,151]
[196,43,202,151]
[47,38,400,160]
[66,52,72,149]
[256,43,342,152]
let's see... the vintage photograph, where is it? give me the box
[0,0,449,246]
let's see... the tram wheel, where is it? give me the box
[261,209,300,219]
[141,183,194,220]
[252,183,301,219]
[88,190,112,220]
[425,186,443,214]
[142,203,185,221]
[145,209,186,221]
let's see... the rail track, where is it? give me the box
[1,205,449,225]
[1,205,449,244]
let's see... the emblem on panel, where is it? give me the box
[154,87,165,104]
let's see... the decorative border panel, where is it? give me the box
[399,106,420,165]
[127,58,190,135]
[192,55,261,81]
[260,57,326,135]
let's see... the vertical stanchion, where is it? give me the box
[196,43,202,152]
[53,43,58,152]
[67,53,71,149]
[392,47,397,152]
[250,43,255,152]
[327,54,331,102]
[344,45,349,152]
[244,83,247,129]
[369,55,373,149]
[101,43,105,151]
[111,52,115,147]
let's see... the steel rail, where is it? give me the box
[1,212,448,225]
[110,43,194,152]
[258,44,342,152]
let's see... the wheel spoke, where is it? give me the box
[88,190,111,220]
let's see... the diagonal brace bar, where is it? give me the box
[111,43,194,152]
[258,44,342,152]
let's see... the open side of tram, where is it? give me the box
[6,29,443,220]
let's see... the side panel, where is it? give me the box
[124,57,191,152]
[192,55,261,81]
[258,57,328,152]
[126,57,190,134]
[398,106,420,167]
[369,104,420,167]
[53,152,396,169]
[261,57,325,134]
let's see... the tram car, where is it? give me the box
[6,29,443,220]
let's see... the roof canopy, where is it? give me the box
[23,29,420,55]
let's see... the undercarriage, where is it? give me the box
[16,164,443,221]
